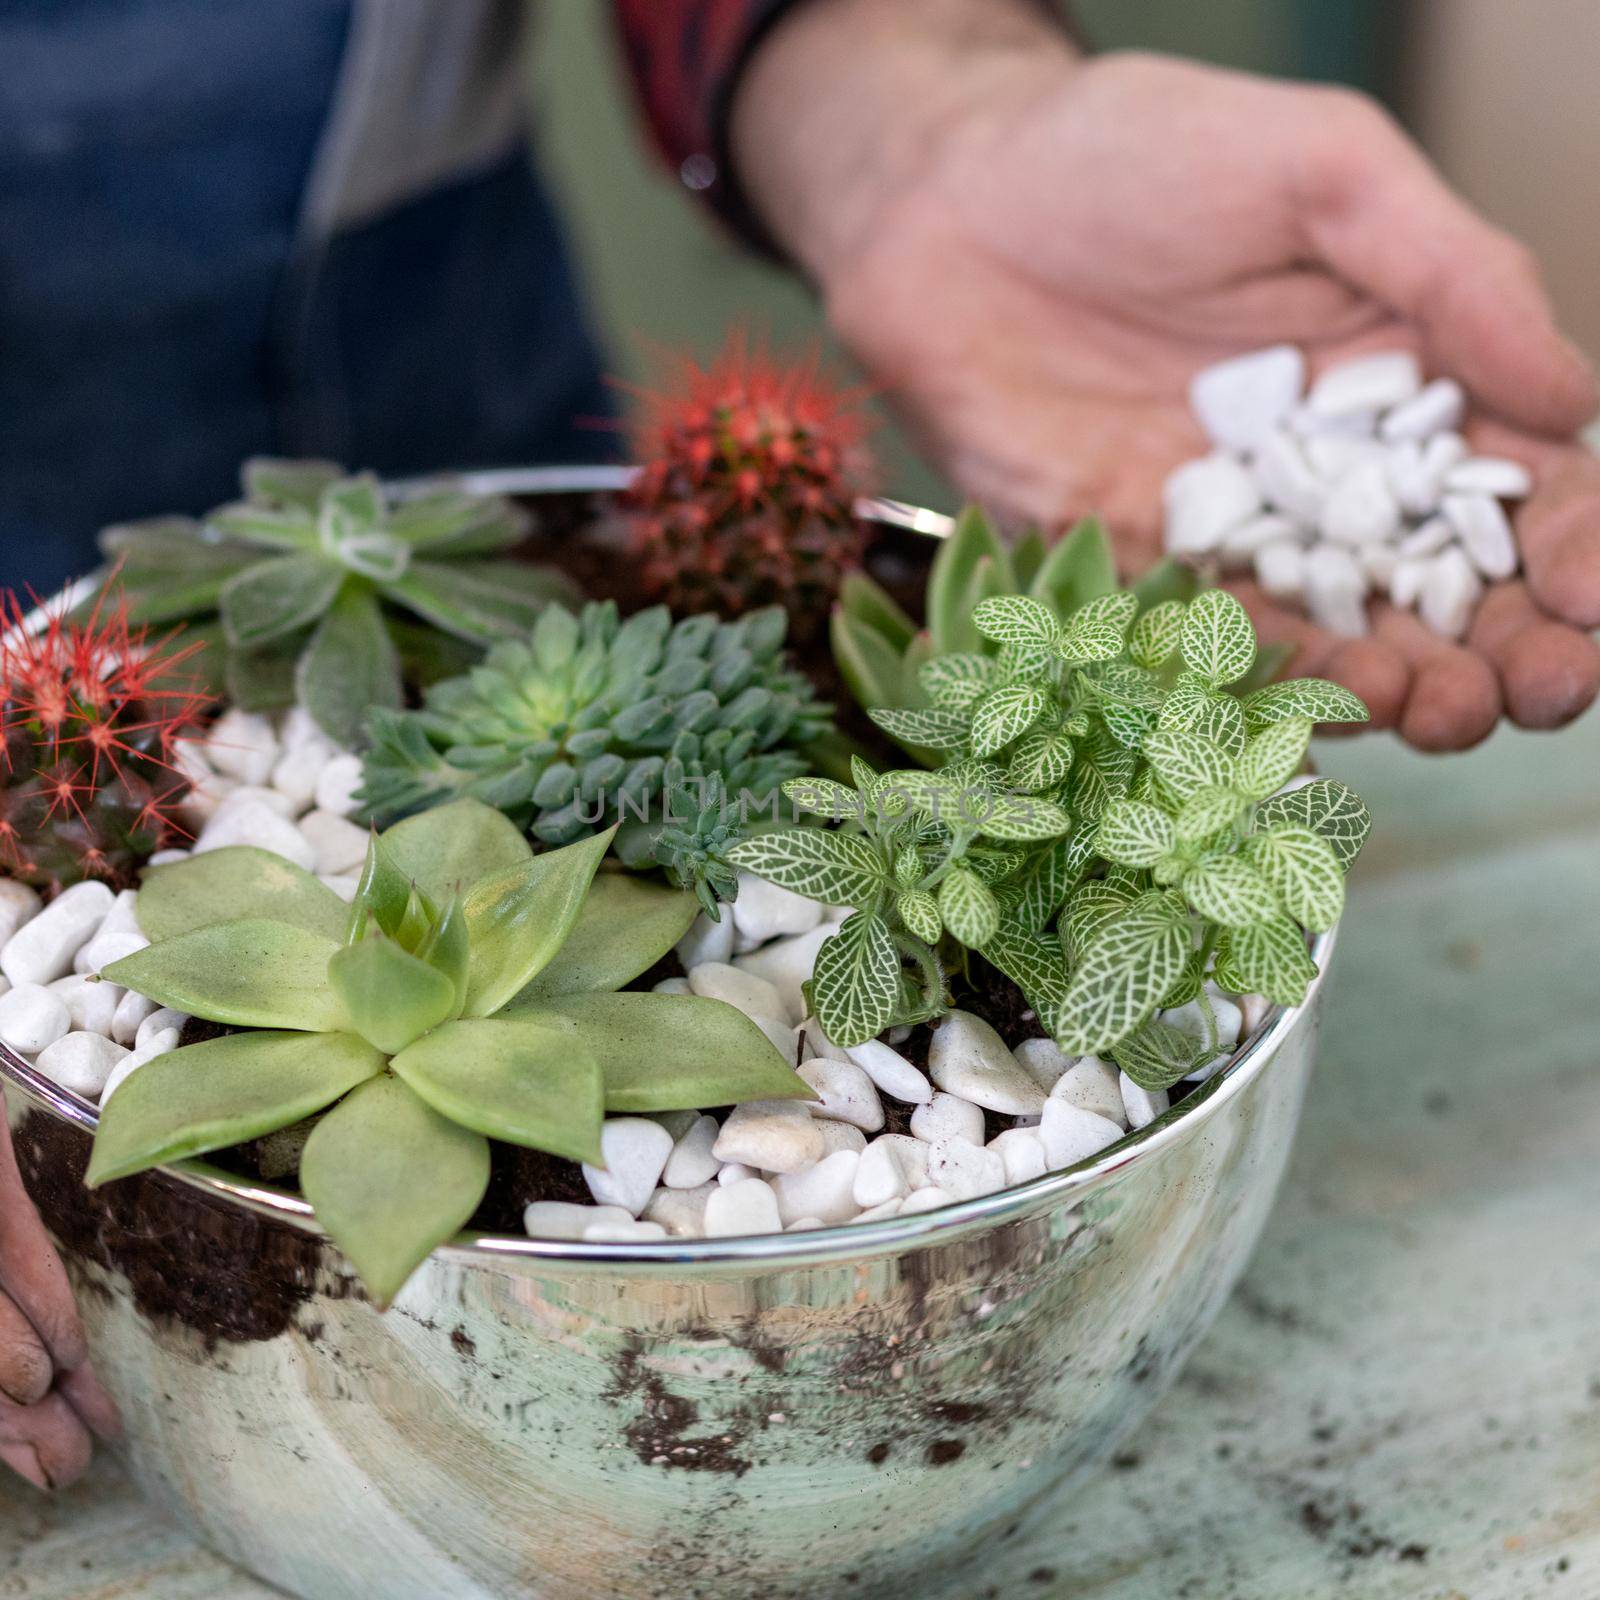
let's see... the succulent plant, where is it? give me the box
[625,339,872,639]
[91,799,808,1303]
[357,601,831,914]
[100,458,577,749]
[729,574,1372,1083]
[0,588,206,891]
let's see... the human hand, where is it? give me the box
[735,17,1600,748]
[0,1092,119,1490]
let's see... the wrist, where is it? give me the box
[731,0,1081,284]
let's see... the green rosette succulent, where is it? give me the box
[99,458,576,748]
[90,800,807,1304]
[356,600,831,914]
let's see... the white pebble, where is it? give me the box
[989,1126,1048,1187]
[1039,1101,1125,1170]
[899,1187,949,1217]
[704,1177,782,1237]
[319,874,362,903]
[1445,456,1532,499]
[652,976,692,997]
[34,1031,128,1098]
[844,1038,933,1105]
[206,708,279,785]
[853,1198,904,1223]
[909,1092,985,1146]
[643,1183,715,1237]
[194,797,317,871]
[1254,539,1308,603]
[712,1099,824,1174]
[134,1007,188,1050]
[0,983,72,1055]
[1013,1037,1074,1093]
[1417,546,1484,640]
[1,880,114,987]
[1359,543,1399,592]
[1049,1058,1127,1126]
[730,872,823,944]
[270,736,337,811]
[299,809,370,877]
[0,881,42,947]
[1303,544,1368,637]
[1380,377,1464,442]
[924,1136,1007,1201]
[1442,493,1518,582]
[581,1118,674,1217]
[717,1162,758,1186]
[313,753,364,817]
[1120,1073,1171,1130]
[1188,345,1304,452]
[732,924,834,1025]
[146,849,189,867]
[771,1149,861,1226]
[1304,434,1384,484]
[73,889,147,976]
[676,912,734,970]
[49,974,123,1037]
[1319,459,1401,548]
[798,1057,884,1132]
[100,1042,159,1105]
[524,1201,633,1241]
[1161,989,1244,1082]
[1307,351,1420,418]
[1253,429,1326,525]
[173,743,234,825]
[582,1218,668,1243]
[662,1114,722,1189]
[853,1135,928,1208]
[1385,441,1441,520]
[813,1120,867,1157]
[1219,512,1301,569]
[1389,557,1429,611]
[687,961,786,1025]
[1163,453,1261,556]
[1397,516,1453,560]
[800,1016,852,1064]
[928,1011,1045,1116]
[111,989,158,1046]
[786,1216,828,1232]
[651,1110,699,1141]
[1291,403,1378,439]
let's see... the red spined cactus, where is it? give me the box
[0,587,208,892]
[625,337,873,637]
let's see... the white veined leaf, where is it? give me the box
[1128,600,1186,669]
[1194,692,1247,757]
[1099,700,1155,749]
[1054,892,1193,1055]
[1156,675,1210,733]
[919,651,999,711]
[893,847,923,888]
[1005,728,1075,793]
[811,910,903,1047]
[963,844,1026,884]
[1113,1018,1211,1091]
[725,829,891,908]
[981,927,1071,1024]
[1174,784,1248,848]
[1088,662,1167,709]
[976,793,1073,844]
[875,768,964,824]
[996,638,1058,683]
[970,683,1051,757]
[972,594,1059,646]
[1255,778,1372,869]
[1181,854,1281,928]
[1244,824,1345,931]
[781,776,864,823]
[1159,948,1205,1009]
[1011,838,1078,934]
[1243,677,1370,731]
[1069,590,1138,636]
[1221,915,1318,1005]
[895,890,943,945]
[1142,728,1236,803]
[1060,877,1137,959]
[1235,716,1313,800]
[937,867,1001,947]
[867,706,972,751]
[1180,590,1257,687]
[1094,799,1177,868]
[1055,620,1127,665]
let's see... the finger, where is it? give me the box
[0,1294,52,1407]
[1371,604,1503,751]
[58,1362,121,1444]
[1501,451,1600,630]
[0,1111,88,1374]
[1225,579,1411,729]
[1466,581,1600,730]
[1296,91,1597,436]
[0,1390,94,1491]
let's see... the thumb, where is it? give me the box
[1293,90,1596,436]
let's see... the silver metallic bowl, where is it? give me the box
[1,477,1337,1599]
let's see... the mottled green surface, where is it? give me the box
[3,708,1595,1594]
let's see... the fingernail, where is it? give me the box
[0,1440,52,1491]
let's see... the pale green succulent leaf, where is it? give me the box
[927,507,1007,653]
[328,933,458,1053]
[137,847,348,943]
[831,609,914,718]
[1179,590,1257,687]
[1244,824,1346,931]
[380,797,534,906]
[810,909,901,1047]
[242,456,345,511]
[297,582,403,748]
[1254,778,1372,869]
[1028,516,1117,612]
[219,554,344,650]
[347,830,415,940]
[838,570,918,650]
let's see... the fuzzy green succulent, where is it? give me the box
[357,600,831,914]
[729,577,1372,1085]
[99,458,576,748]
[90,800,807,1304]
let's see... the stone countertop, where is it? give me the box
[3,712,1597,1600]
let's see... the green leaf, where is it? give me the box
[1243,677,1370,731]
[981,927,1070,1023]
[1180,590,1257,687]
[536,991,809,1112]
[1062,878,1137,959]
[1054,892,1193,1055]
[1255,778,1372,869]
[1222,916,1318,1005]
[1245,825,1346,931]
[1180,855,1280,928]
[1130,556,1201,612]
[104,920,346,1031]
[1113,1019,1210,1092]
[383,561,565,643]
[1142,728,1236,804]
[329,933,459,1053]
[348,831,420,941]
[1056,591,1137,665]
[938,867,1000,946]
[219,554,344,649]
[137,847,349,943]
[1095,800,1177,868]
[970,683,1050,757]
[725,828,890,909]
[297,582,403,748]
[781,776,865,822]
[242,456,344,511]
[417,894,470,1014]
[1127,600,1186,669]
[972,594,1059,646]
[1005,729,1075,793]
[975,793,1073,844]
[1011,838,1077,934]
[895,890,943,944]
[1235,717,1313,800]
[209,505,321,553]
[87,1031,383,1187]
[928,507,1006,653]
[460,827,615,1017]
[300,1075,490,1309]
[388,1016,603,1160]
[838,571,918,650]
[867,705,971,751]
[918,652,998,711]
[811,910,901,1047]
[831,610,914,719]
[1195,692,1247,757]
[1174,785,1248,847]
[1029,517,1118,612]
[380,797,533,906]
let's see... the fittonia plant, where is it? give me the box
[88,800,807,1303]
[101,458,575,747]
[729,576,1372,1088]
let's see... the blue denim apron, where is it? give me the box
[0,0,613,595]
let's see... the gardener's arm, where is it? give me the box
[0,1098,118,1489]
[723,0,1600,750]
